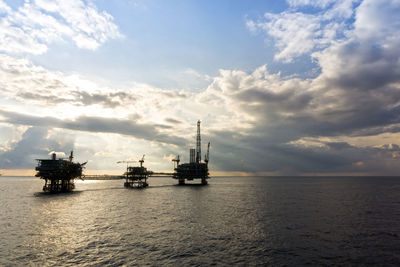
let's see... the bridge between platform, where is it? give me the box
[83,172,174,180]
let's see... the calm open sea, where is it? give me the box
[1,176,400,266]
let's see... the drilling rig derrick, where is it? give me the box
[172,120,210,185]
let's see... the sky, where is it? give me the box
[1,0,400,176]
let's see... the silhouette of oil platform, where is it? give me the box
[115,120,211,186]
[172,120,210,185]
[118,155,150,188]
[34,120,211,191]
[35,151,86,193]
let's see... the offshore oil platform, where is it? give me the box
[172,120,210,185]
[35,151,86,193]
[34,121,211,191]
[118,155,150,188]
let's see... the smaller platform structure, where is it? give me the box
[121,155,150,188]
[35,151,86,193]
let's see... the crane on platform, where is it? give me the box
[172,155,180,168]
[139,155,145,167]
[204,142,210,165]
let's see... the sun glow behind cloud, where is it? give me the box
[1,0,400,175]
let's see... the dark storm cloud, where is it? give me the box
[205,101,400,174]
[226,72,400,140]
[207,129,400,175]
[234,88,312,112]
[207,99,400,173]
[207,130,330,173]
[0,110,186,146]
[322,43,400,91]
[324,142,352,150]
[0,127,74,169]
[275,104,400,139]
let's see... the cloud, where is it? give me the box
[201,0,400,174]
[18,90,137,108]
[0,54,138,109]
[262,12,323,62]
[240,0,400,139]
[310,0,400,136]
[354,0,400,41]
[0,0,122,54]
[247,0,359,62]
[207,128,400,175]
[0,109,187,146]
[202,55,400,173]
[165,118,182,124]
[0,54,215,157]
[0,126,74,168]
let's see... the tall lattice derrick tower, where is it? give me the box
[196,120,201,163]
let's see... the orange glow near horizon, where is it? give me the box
[1,169,36,176]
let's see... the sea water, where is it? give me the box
[1,176,399,266]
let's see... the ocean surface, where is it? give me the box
[1,176,400,266]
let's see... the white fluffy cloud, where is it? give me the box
[247,0,360,62]
[0,0,122,54]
